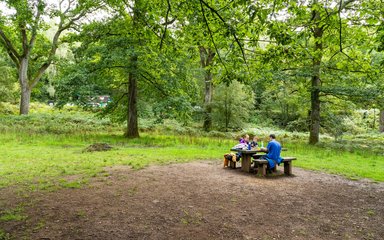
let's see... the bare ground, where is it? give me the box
[1,160,383,240]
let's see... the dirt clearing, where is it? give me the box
[1,160,383,239]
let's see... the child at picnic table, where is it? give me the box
[239,134,249,144]
[250,136,259,149]
[230,134,249,161]
[238,134,259,149]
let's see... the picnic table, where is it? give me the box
[229,147,289,173]
[230,148,264,173]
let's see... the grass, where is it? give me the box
[0,206,26,222]
[0,229,11,240]
[1,131,383,192]
[0,132,233,189]
[0,111,383,192]
[284,143,384,182]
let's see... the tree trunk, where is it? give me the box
[199,46,215,131]
[20,87,31,115]
[203,70,213,131]
[19,57,30,115]
[224,86,229,132]
[125,56,139,138]
[380,109,384,133]
[125,0,140,138]
[309,7,323,145]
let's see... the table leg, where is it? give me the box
[241,154,251,173]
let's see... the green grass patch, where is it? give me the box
[0,229,11,240]
[284,143,384,182]
[0,206,26,222]
[0,132,233,189]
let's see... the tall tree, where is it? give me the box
[126,0,140,138]
[175,0,252,131]
[308,0,324,144]
[258,0,379,143]
[56,0,201,137]
[0,0,100,114]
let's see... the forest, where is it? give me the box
[0,0,383,142]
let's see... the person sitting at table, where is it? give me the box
[260,134,282,172]
[239,134,249,144]
[232,134,250,161]
[250,136,259,149]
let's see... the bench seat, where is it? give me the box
[253,157,297,177]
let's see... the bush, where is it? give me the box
[285,118,309,132]
[211,81,255,131]
[343,117,366,135]
[0,111,121,135]
[0,102,18,115]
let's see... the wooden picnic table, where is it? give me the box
[230,148,264,173]
[230,147,288,173]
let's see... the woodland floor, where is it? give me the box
[1,160,383,240]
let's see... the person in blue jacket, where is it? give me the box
[260,134,282,171]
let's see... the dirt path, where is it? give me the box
[1,160,383,240]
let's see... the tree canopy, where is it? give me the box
[1,0,383,141]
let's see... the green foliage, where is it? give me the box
[285,118,309,132]
[248,0,384,142]
[0,106,120,135]
[0,0,103,113]
[0,102,19,115]
[55,8,202,129]
[152,96,194,125]
[0,53,17,102]
[212,81,254,131]
[2,0,383,140]
[322,112,349,141]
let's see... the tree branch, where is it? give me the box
[325,66,367,73]
[200,0,248,69]
[31,4,100,88]
[338,0,343,52]
[239,38,277,43]
[102,92,128,115]
[29,0,44,51]
[160,0,171,50]
[340,51,366,71]
[0,29,20,67]
[217,0,235,12]
[139,71,169,97]
[30,25,63,88]
[199,0,227,73]
[20,23,28,56]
